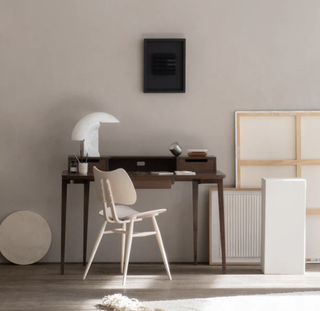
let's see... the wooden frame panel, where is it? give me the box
[236,111,320,213]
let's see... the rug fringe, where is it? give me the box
[100,294,165,311]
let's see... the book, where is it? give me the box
[187,148,208,157]
[174,171,196,175]
[187,149,208,153]
[151,171,174,175]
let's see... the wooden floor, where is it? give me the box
[1,263,320,310]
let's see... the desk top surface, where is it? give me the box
[62,170,226,181]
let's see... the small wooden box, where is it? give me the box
[176,156,216,173]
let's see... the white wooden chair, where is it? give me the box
[83,167,172,285]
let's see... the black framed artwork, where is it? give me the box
[144,38,186,93]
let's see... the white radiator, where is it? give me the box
[209,189,262,264]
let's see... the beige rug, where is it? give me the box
[142,291,320,311]
[100,292,320,311]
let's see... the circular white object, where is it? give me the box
[0,211,52,265]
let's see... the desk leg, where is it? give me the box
[61,179,68,275]
[83,181,90,266]
[217,179,226,274]
[192,180,199,265]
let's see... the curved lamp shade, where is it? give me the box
[72,112,119,157]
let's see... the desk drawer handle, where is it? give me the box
[185,159,208,163]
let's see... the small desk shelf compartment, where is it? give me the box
[68,155,216,175]
[68,156,108,174]
[108,156,176,172]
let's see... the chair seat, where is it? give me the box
[99,205,166,221]
[99,205,139,221]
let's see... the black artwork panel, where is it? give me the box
[144,39,186,93]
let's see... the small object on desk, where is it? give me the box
[169,142,182,156]
[133,172,148,175]
[73,153,81,163]
[78,163,88,175]
[174,170,196,175]
[70,161,77,173]
[187,149,208,157]
[151,171,174,175]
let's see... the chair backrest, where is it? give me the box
[93,167,137,223]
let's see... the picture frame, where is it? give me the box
[144,38,186,93]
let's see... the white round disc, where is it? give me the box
[0,211,52,265]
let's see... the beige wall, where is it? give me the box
[1,0,320,263]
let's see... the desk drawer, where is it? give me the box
[132,179,172,189]
[177,156,216,173]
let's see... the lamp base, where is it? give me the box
[80,140,100,157]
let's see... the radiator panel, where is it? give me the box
[210,189,262,264]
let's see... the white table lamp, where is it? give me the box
[71,112,119,157]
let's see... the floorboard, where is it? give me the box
[0,263,320,310]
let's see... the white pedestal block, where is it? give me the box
[261,178,306,274]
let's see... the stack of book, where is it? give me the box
[187,149,208,157]
[151,171,174,175]
[151,171,196,175]
[174,171,196,175]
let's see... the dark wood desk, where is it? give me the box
[61,156,226,275]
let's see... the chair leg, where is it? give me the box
[83,220,107,280]
[152,216,172,280]
[122,220,134,285]
[121,223,126,274]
